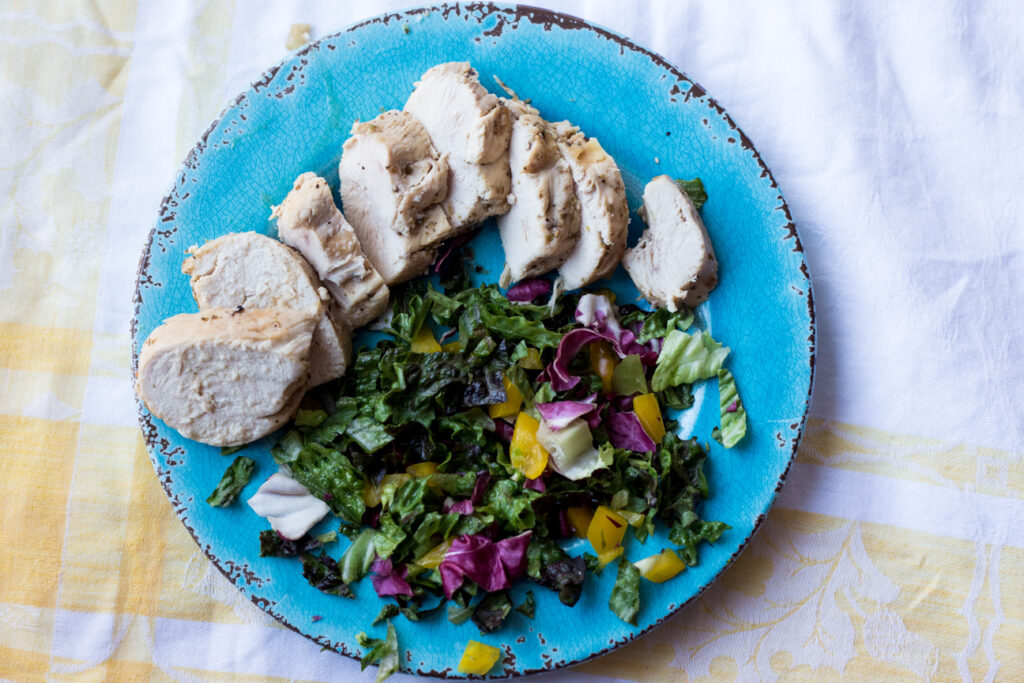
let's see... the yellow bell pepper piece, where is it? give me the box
[406,461,439,478]
[566,506,594,539]
[414,539,452,569]
[589,341,618,394]
[411,325,442,353]
[587,505,628,555]
[634,549,687,583]
[362,480,381,507]
[633,393,666,443]
[458,640,501,675]
[442,341,461,353]
[518,347,544,369]
[509,412,549,479]
[597,545,625,566]
[488,375,523,418]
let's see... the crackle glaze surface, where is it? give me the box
[131,3,814,677]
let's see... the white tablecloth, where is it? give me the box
[2,1,1021,681]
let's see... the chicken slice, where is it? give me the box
[338,187,437,284]
[404,62,512,230]
[182,231,351,387]
[496,99,581,283]
[551,122,629,289]
[341,111,451,236]
[135,308,315,447]
[339,111,453,284]
[313,304,354,388]
[272,172,390,328]
[622,175,719,310]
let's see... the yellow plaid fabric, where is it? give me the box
[2,1,1021,681]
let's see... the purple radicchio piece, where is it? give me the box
[506,278,552,303]
[545,295,661,391]
[369,557,413,597]
[438,531,532,599]
[606,411,657,453]
[524,475,546,492]
[535,400,598,430]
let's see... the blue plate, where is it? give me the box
[131,4,814,678]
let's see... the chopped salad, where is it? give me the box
[207,244,746,677]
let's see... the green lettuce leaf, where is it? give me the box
[429,472,477,498]
[635,308,694,344]
[410,511,462,558]
[304,398,359,443]
[372,604,400,626]
[526,539,586,606]
[258,530,321,557]
[658,383,694,410]
[340,528,377,584]
[386,282,431,343]
[609,556,641,625]
[288,444,366,525]
[582,552,604,576]
[481,309,562,349]
[356,621,400,682]
[315,529,338,545]
[480,479,539,532]
[505,364,535,408]
[294,408,327,428]
[346,416,394,453]
[525,381,556,419]
[677,177,708,210]
[299,552,353,598]
[452,283,565,349]
[515,590,536,619]
[471,591,513,634]
[373,516,407,560]
[206,456,255,507]
[271,430,304,465]
[425,287,462,326]
[670,519,730,565]
[447,603,473,624]
[653,433,708,527]
[388,477,431,521]
[526,538,567,580]
[716,369,747,448]
[651,330,730,391]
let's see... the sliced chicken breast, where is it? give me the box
[341,111,451,236]
[272,172,390,328]
[312,304,354,388]
[182,231,351,387]
[552,122,629,289]
[136,308,315,447]
[404,62,512,230]
[497,99,581,283]
[622,175,718,310]
[338,185,437,284]
[339,111,454,284]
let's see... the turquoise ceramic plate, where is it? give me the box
[132,3,814,677]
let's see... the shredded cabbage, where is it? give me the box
[651,330,730,391]
[717,368,747,447]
